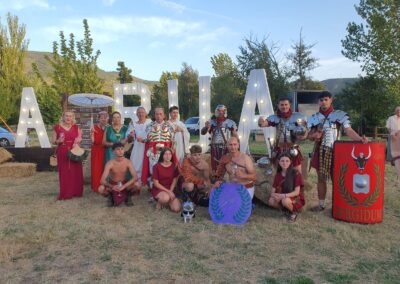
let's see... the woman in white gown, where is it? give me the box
[168,106,190,165]
[127,107,152,182]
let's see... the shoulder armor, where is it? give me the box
[267,114,280,124]
[329,110,350,126]
[307,113,323,128]
[224,119,237,129]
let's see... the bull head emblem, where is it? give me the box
[351,146,371,171]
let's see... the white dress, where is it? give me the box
[169,120,190,165]
[126,119,152,179]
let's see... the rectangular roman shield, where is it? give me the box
[332,141,385,224]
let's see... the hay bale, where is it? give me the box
[0,162,36,178]
[254,166,274,205]
[0,147,13,164]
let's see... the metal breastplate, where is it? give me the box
[276,119,291,144]
[212,127,230,144]
[147,122,173,142]
[321,120,339,148]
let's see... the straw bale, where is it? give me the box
[0,162,36,178]
[0,148,13,164]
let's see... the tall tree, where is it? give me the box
[33,19,104,97]
[152,71,178,114]
[287,30,319,90]
[178,63,199,119]
[0,13,29,123]
[116,61,133,83]
[335,75,392,132]
[342,0,400,87]
[210,53,245,123]
[236,35,291,103]
[211,53,235,77]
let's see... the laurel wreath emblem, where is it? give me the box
[210,186,224,220]
[233,186,252,223]
[210,184,252,223]
[338,163,381,208]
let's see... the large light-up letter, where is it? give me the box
[167,79,179,109]
[237,69,275,154]
[197,76,211,152]
[114,83,152,121]
[15,87,50,148]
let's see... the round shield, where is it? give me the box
[208,183,252,225]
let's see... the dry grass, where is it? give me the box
[0,148,13,164]
[0,162,36,178]
[0,161,399,283]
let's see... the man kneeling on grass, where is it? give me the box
[98,142,141,207]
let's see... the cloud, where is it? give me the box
[176,27,231,49]
[311,57,364,80]
[0,0,51,10]
[152,0,185,14]
[40,16,205,43]
[102,0,116,6]
[152,0,234,22]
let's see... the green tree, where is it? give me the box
[31,64,62,125]
[236,35,291,103]
[116,61,133,83]
[341,0,400,89]
[33,19,104,97]
[287,30,319,90]
[178,63,199,119]
[335,76,392,131]
[152,71,178,115]
[0,13,29,123]
[289,79,326,91]
[210,53,245,123]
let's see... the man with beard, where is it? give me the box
[201,104,238,176]
[258,97,307,172]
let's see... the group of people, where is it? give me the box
[53,90,397,223]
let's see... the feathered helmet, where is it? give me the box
[215,104,227,118]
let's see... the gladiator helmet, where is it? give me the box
[215,104,227,118]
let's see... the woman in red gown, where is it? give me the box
[52,111,84,200]
[90,111,109,192]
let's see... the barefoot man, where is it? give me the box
[212,137,257,199]
[99,142,140,207]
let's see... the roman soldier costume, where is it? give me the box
[265,109,307,166]
[141,120,175,184]
[202,105,237,173]
[307,106,350,180]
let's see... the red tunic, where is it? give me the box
[151,163,179,198]
[54,124,84,200]
[91,124,105,192]
[273,171,305,211]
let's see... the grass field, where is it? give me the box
[1,133,399,283]
[1,142,400,283]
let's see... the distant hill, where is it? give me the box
[26,51,358,96]
[25,51,157,93]
[321,78,359,95]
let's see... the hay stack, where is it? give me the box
[254,166,274,204]
[0,147,13,164]
[0,162,36,178]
